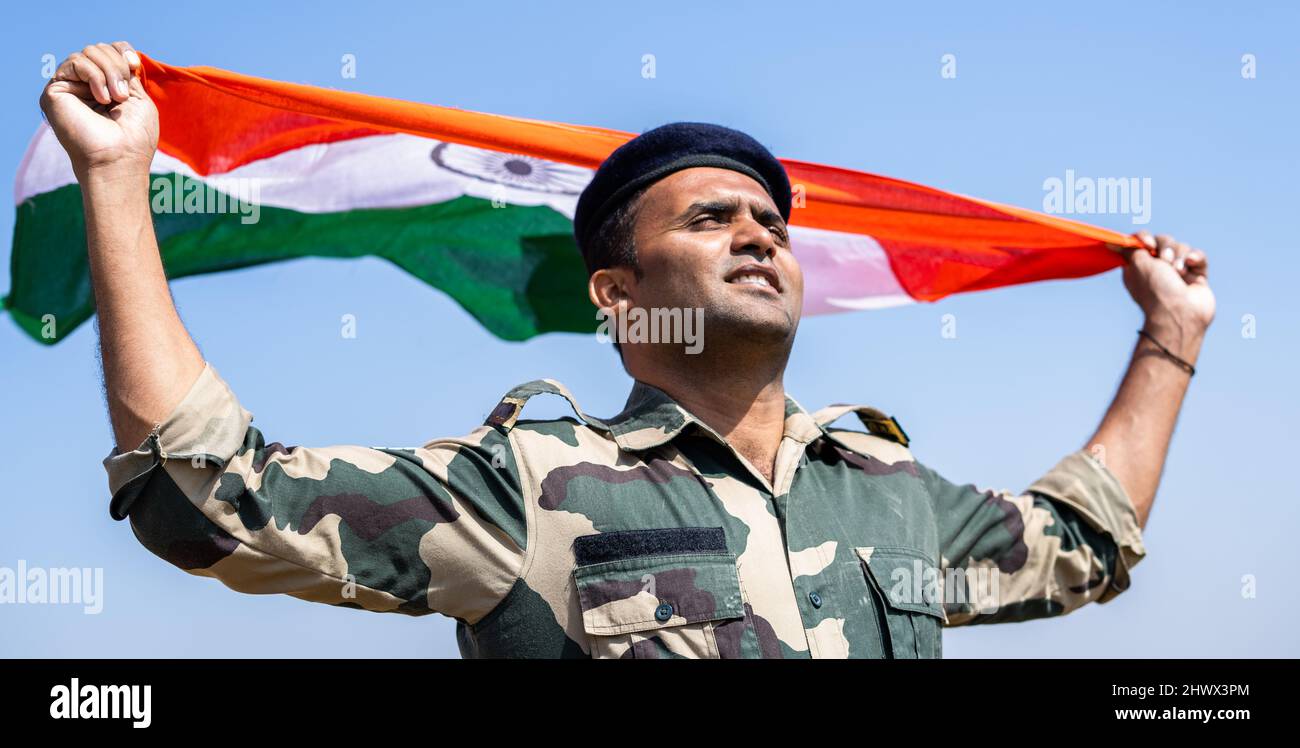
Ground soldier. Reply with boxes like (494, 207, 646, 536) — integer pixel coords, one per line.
(42, 42, 1214, 658)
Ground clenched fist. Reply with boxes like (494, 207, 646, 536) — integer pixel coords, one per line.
(39, 42, 158, 177)
(1120, 231, 1216, 336)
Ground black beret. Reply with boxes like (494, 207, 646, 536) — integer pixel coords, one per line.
(573, 122, 791, 271)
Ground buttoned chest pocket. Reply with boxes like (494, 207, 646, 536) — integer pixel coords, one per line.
(856, 547, 947, 659)
(572, 528, 745, 659)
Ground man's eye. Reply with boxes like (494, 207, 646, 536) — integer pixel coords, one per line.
(692, 215, 724, 227)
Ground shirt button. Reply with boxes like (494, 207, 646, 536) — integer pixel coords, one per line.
(808, 591, 823, 608)
(655, 602, 674, 622)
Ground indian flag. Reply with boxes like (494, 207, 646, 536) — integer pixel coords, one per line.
(6, 54, 1139, 344)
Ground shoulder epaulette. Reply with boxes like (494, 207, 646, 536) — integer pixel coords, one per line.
(812, 403, 910, 447)
(485, 379, 609, 433)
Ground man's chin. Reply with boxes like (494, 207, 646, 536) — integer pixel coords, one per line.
(705, 303, 798, 345)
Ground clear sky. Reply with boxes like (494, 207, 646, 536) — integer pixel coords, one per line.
(2, 0, 1296, 658)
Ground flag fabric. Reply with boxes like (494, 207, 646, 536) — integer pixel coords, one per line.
(6, 54, 1139, 344)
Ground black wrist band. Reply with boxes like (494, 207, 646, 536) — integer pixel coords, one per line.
(1136, 329, 1196, 377)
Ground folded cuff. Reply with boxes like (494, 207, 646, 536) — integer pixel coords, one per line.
(102, 363, 252, 521)
(1026, 449, 1147, 603)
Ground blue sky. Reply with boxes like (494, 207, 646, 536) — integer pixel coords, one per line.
(2, 0, 1296, 657)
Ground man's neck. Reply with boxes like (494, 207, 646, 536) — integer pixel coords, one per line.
(627, 346, 790, 484)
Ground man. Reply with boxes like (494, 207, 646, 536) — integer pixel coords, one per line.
(42, 42, 1214, 658)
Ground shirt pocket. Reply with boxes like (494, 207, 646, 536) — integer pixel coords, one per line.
(572, 528, 745, 659)
(855, 546, 948, 659)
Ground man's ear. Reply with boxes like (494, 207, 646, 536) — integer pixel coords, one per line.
(588, 266, 636, 312)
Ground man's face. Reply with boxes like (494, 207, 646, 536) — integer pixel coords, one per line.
(620, 167, 804, 347)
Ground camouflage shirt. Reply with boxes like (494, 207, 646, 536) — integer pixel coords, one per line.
(105, 363, 1146, 658)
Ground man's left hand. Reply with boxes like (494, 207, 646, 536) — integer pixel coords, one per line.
(1119, 231, 1216, 355)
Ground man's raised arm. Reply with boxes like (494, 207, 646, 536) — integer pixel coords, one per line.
(1087, 231, 1215, 529)
(40, 41, 202, 452)
(931, 232, 1214, 625)
(38, 43, 529, 623)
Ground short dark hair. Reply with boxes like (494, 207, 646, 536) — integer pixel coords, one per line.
(582, 184, 649, 277)
(584, 184, 649, 362)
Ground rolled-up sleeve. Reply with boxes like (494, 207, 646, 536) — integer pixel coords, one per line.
(102, 363, 529, 622)
(927, 449, 1147, 626)
(1024, 450, 1147, 604)
(104, 363, 252, 521)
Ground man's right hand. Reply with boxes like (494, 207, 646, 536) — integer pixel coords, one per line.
(39, 42, 158, 177)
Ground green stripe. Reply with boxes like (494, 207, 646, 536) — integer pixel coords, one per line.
(5, 173, 596, 344)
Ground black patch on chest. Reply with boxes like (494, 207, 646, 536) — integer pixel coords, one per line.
(573, 527, 727, 566)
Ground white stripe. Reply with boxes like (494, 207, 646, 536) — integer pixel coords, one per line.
(14, 125, 74, 205)
(15, 125, 913, 312)
(16, 126, 589, 216)
(790, 225, 913, 313)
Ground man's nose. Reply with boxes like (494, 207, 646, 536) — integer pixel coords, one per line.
(731, 217, 778, 260)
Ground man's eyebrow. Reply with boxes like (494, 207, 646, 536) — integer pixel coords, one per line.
(676, 198, 786, 227)
(752, 206, 786, 228)
(677, 198, 741, 220)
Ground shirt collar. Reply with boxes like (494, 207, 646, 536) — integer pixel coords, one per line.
(607, 380, 825, 452)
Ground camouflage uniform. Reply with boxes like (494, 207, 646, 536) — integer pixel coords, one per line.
(105, 364, 1145, 658)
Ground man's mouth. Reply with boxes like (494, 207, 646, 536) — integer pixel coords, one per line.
(724, 264, 782, 293)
